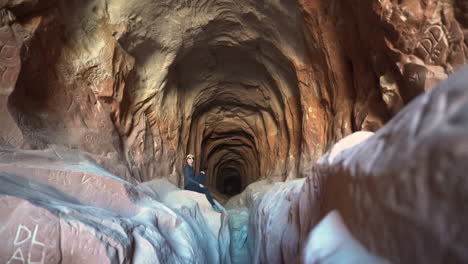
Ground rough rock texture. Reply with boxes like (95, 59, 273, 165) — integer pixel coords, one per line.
(0, 0, 467, 262)
(0, 149, 230, 264)
(141, 179, 231, 264)
(244, 180, 305, 264)
(224, 67, 468, 263)
(305, 66, 468, 263)
(0, 5, 33, 150)
(225, 180, 303, 263)
(0, 0, 465, 197)
(225, 174, 389, 264)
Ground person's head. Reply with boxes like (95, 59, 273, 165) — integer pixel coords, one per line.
(186, 154, 195, 166)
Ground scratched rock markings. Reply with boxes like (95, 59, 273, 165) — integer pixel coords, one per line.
(0, 197, 59, 264)
(0, 164, 142, 216)
(0, 195, 124, 264)
(0, 149, 231, 264)
(0, 8, 36, 149)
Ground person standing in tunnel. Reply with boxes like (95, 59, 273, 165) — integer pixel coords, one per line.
(184, 154, 223, 212)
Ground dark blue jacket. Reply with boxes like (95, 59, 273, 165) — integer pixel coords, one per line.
(184, 165, 200, 189)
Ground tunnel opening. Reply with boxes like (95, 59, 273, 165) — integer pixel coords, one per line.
(218, 167, 243, 196)
(203, 129, 258, 198)
(163, 42, 302, 199)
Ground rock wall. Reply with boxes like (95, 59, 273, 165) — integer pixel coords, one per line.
(245, 66, 468, 262)
(0, 1, 466, 263)
(308, 67, 468, 263)
(0, 0, 466, 195)
(0, 148, 231, 264)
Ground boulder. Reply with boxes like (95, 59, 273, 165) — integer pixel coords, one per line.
(0, 148, 231, 264)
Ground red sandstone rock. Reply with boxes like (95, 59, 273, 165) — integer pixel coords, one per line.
(0, 195, 129, 264)
(0, 149, 147, 216)
(292, 66, 468, 263)
(0, 0, 465, 263)
(0, 148, 231, 264)
(0, 0, 465, 194)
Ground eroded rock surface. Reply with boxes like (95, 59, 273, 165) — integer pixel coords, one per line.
(0, 149, 231, 264)
(0, 0, 464, 197)
(0, 0, 466, 262)
(306, 66, 468, 263)
(224, 67, 468, 264)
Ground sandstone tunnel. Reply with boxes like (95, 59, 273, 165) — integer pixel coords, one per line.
(167, 45, 303, 198)
(0, 0, 466, 263)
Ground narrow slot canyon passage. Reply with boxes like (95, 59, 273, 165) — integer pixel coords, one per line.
(168, 45, 303, 200)
(0, 0, 466, 263)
